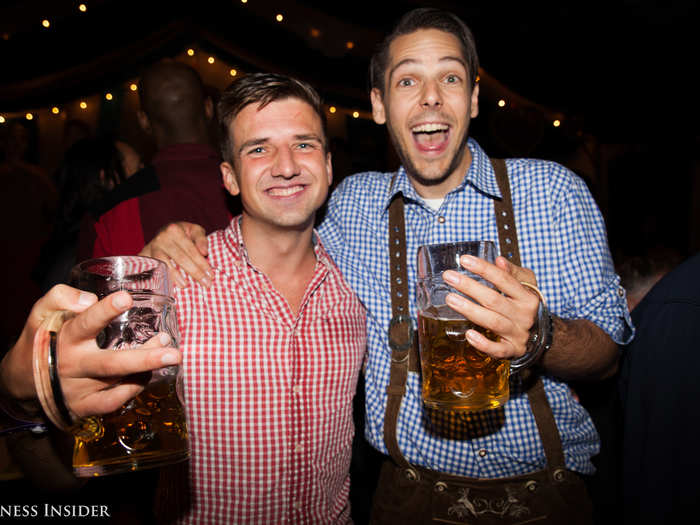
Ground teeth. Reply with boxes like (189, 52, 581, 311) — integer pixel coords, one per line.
(412, 123, 449, 133)
(268, 185, 304, 197)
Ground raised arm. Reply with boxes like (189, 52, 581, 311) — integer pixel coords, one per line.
(0, 285, 182, 423)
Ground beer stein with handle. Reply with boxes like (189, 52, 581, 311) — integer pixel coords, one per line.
(34, 256, 189, 477)
(415, 241, 509, 413)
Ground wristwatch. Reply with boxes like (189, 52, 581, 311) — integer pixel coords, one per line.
(510, 294, 553, 372)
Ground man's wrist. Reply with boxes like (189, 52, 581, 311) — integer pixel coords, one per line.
(510, 297, 553, 372)
(0, 354, 46, 433)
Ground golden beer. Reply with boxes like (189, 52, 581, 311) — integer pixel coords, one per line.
(72, 368, 188, 476)
(418, 313, 509, 412)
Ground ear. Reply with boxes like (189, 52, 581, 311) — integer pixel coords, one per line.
(137, 110, 151, 134)
(370, 88, 387, 125)
(220, 162, 240, 196)
(204, 97, 214, 120)
(470, 83, 480, 119)
(325, 151, 333, 188)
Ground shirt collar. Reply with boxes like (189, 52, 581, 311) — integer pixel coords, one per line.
(382, 138, 502, 212)
(225, 215, 332, 272)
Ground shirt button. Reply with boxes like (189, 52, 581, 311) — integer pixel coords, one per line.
(293, 384, 302, 394)
(437, 216, 446, 224)
(478, 449, 487, 457)
(295, 443, 303, 453)
(293, 501, 302, 511)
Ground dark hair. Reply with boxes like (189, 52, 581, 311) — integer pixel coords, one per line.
(55, 137, 127, 226)
(369, 8, 480, 94)
(617, 248, 684, 295)
(217, 72, 327, 164)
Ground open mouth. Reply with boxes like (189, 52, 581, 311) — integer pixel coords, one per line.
(266, 185, 306, 198)
(411, 123, 450, 152)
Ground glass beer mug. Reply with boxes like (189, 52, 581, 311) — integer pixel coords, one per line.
(36, 256, 189, 477)
(416, 241, 509, 413)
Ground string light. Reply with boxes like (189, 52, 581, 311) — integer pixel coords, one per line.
(79, 4, 87, 12)
(3, 18, 567, 142)
(241, 0, 248, 3)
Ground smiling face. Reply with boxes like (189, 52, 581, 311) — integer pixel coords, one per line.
(220, 97, 332, 234)
(371, 29, 479, 198)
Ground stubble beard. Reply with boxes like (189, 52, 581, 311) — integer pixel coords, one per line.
(386, 122, 470, 189)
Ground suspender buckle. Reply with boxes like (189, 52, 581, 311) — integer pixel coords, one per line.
(388, 314, 414, 360)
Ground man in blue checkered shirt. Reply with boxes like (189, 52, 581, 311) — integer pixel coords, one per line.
(141, 8, 633, 523)
(315, 9, 633, 521)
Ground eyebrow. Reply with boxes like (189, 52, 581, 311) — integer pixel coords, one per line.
(237, 134, 324, 154)
(388, 55, 467, 81)
(238, 138, 267, 154)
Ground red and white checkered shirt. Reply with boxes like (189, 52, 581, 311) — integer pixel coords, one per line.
(174, 218, 366, 524)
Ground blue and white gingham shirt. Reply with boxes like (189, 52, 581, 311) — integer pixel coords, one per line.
(318, 138, 634, 477)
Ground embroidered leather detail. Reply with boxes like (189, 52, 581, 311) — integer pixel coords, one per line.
(447, 487, 530, 520)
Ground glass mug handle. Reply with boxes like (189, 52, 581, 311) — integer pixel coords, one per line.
(32, 310, 78, 432)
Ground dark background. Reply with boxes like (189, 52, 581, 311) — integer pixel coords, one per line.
(1, 0, 698, 257)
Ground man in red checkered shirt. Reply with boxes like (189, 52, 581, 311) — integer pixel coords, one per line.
(0, 73, 366, 524)
(169, 73, 366, 523)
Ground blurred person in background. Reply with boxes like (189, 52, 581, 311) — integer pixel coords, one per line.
(0, 119, 56, 352)
(618, 251, 697, 524)
(87, 60, 236, 260)
(32, 137, 143, 293)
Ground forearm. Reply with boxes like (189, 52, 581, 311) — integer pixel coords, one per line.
(540, 316, 619, 381)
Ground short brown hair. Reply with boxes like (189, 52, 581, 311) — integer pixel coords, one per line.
(369, 8, 480, 94)
(217, 73, 327, 164)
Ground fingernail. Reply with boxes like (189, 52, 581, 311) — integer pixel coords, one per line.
(466, 329, 480, 345)
(445, 293, 464, 308)
(201, 276, 212, 288)
(113, 293, 130, 309)
(159, 333, 171, 345)
(161, 352, 179, 365)
(443, 270, 459, 285)
(460, 255, 477, 269)
(78, 291, 96, 307)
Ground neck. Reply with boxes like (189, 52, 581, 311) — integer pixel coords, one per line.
(239, 215, 317, 281)
(153, 123, 211, 149)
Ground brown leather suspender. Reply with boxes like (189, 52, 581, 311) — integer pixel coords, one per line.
(384, 158, 566, 474)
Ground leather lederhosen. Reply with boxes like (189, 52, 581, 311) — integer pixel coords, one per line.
(371, 159, 592, 525)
